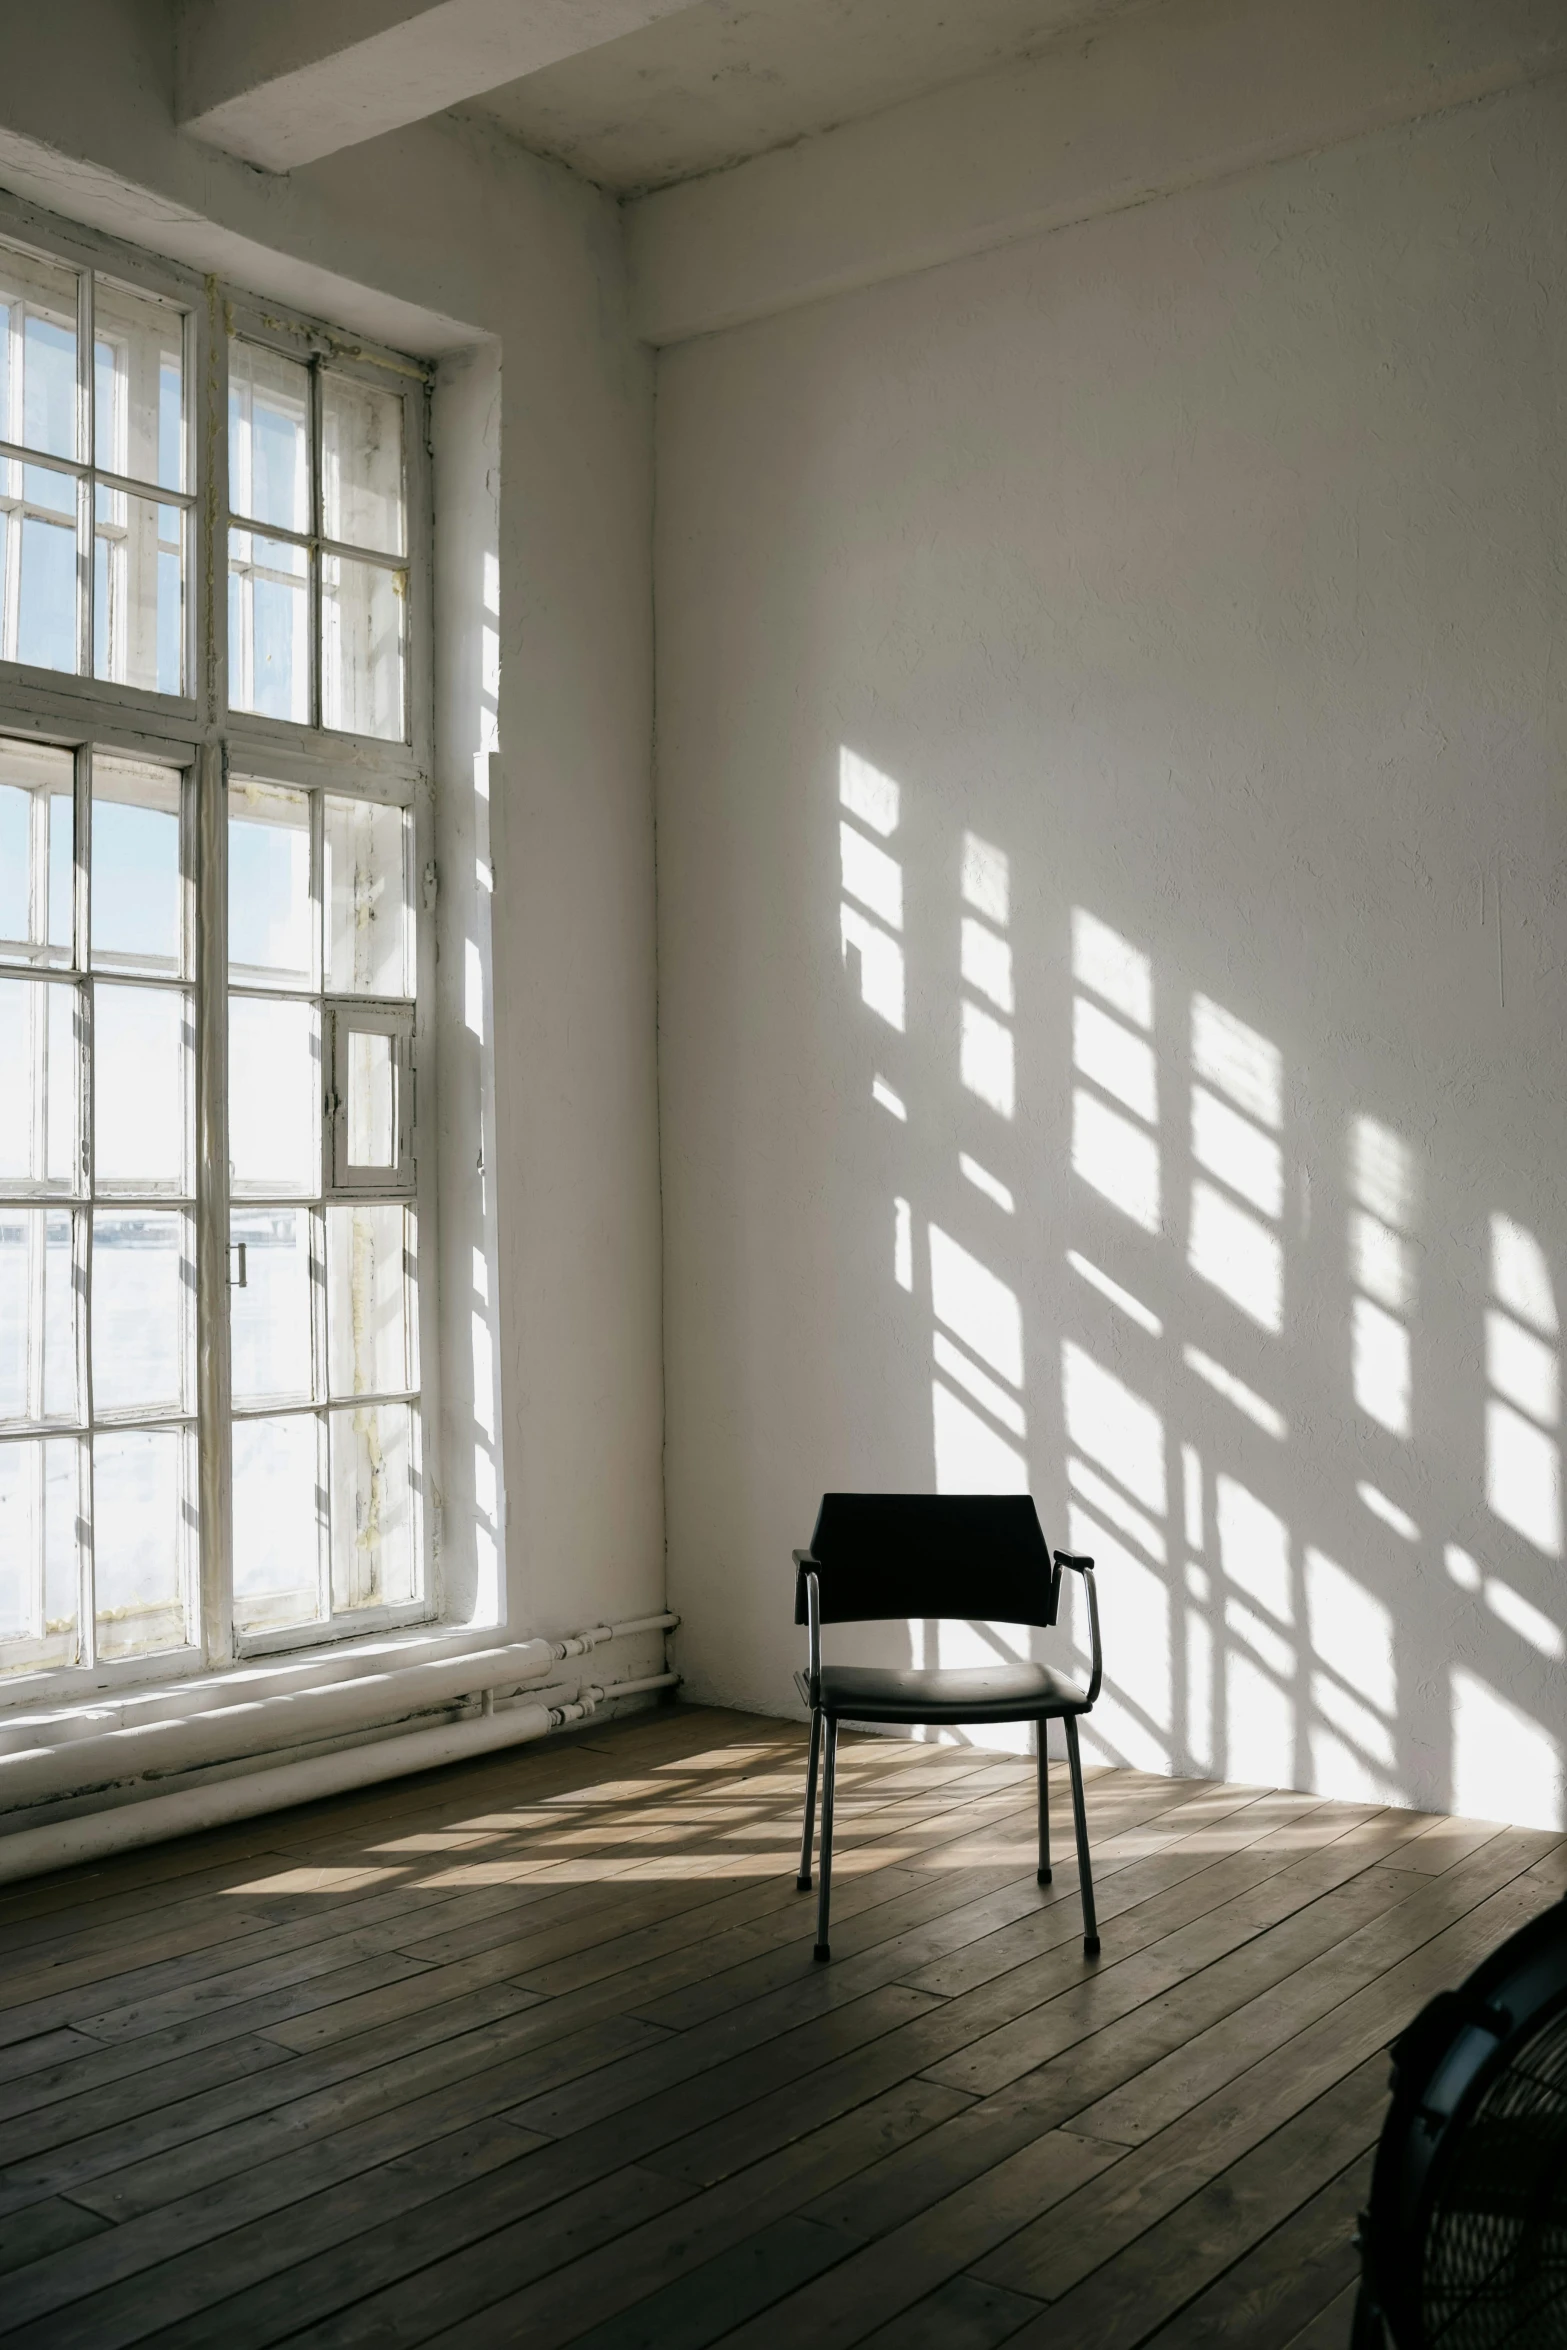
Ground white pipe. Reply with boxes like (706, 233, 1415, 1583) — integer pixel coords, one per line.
(0, 1614, 681, 1809)
(0, 1673, 681, 1887)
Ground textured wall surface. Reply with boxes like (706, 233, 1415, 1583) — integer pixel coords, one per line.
(656, 81, 1567, 1824)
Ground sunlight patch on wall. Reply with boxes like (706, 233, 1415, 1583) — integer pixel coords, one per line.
(1493, 1216, 1559, 1336)
(959, 1154, 1013, 1213)
(1352, 1296, 1412, 1437)
(1192, 996, 1281, 1130)
(1445, 1543, 1482, 1591)
(933, 1380, 1027, 1493)
(961, 832, 1009, 925)
(1073, 909, 1151, 1030)
(930, 1225, 1023, 1388)
(1191, 1086, 1281, 1218)
(1062, 1340, 1167, 1516)
(1067, 1249, 1162, 1337)
(1347, 1118, 1418, 1437)
(1068, 1496, 1170, 1770)
(961, 1000, 1015, 1118)
(464, 937, 483, 1040)
(1486, 1400, 1562, 1557)
(934, 1331, 1025, 1437)
(1351, 1117, 1418, 1230)
(1185, 1589, 1214, 1776)
(1067, 1454, 1166, 1564)
(1486, 1578, 1565, 1660)
(1487, 1311, 1559, 1426)
(1485, 1214, 1561, 1558)
(1074, 998, 1157, 1124)
(1307, 1546, 1396, 1719)
(1453, 1666, 1562, 1829)
(1182, 1345, 1286, 1439)
(840, 747, 900, 836)
(840, 903, 905, 1030)
(840, 822, 903, 929)
(1217, 1473, 1291, 1625)
(961, 917, 1013, 1012)
(1309, 1718, 1401, 1804)
(1073, 1088, 1161, 1232)
(1358, 1481, 1419, 1541)
(1188, 1179, 1283, 1331)
(1351, 1210, 1414, 1313)
(894, 1197, 913, 1292)
(1225, 1644, 1294, 1792)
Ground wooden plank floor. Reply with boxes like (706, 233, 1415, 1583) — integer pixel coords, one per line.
(0, 1703, 1560, 2350)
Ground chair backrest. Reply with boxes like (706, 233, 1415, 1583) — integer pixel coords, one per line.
(795, 1493, 1059, 1630)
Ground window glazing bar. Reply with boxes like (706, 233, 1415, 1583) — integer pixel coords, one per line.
(0, 443, 199, 511)
(196, 739, 233, 1666)
(230, 1390, 418, 1422)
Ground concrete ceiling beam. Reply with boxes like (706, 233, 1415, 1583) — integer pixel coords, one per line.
(175, 0, 703, 171)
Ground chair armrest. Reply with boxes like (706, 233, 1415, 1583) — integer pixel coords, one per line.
(793, 1551, 822, 1705)
(1053, 1550, 1102, 1707)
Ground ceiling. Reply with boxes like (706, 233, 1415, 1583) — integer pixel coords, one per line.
(465, 0, 1160, 196)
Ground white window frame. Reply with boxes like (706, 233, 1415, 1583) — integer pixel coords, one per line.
(0, 187, 440, 1697)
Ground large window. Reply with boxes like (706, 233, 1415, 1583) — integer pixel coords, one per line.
(0, 200, 433, 1688)
(0, 243, 188, 690)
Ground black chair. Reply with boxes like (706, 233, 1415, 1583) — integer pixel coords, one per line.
(793, 1492, 1102, 1963)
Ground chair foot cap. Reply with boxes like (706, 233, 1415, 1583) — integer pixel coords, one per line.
(796, 1875, 813, 1892)
(1037, 1867, 1053, 1884)
(1083, 1935, 1101, 1957)
(813, 1943, 831, 1963)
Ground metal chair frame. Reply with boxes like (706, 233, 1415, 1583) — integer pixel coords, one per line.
(793, 1511, 1102, 1964)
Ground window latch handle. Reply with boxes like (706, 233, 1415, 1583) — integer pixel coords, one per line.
(228, 1240, 247, 1289)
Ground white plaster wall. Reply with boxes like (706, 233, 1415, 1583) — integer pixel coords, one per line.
(655, 81, 1567, 1825)
(0, 3, 667, 1656)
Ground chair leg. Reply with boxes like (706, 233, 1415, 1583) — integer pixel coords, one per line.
(798, 1708, 822, 1891)
(1036, 1730, 1052, 1884)
(814, 1717, 839, 1961)
(1065, 1715, 1100, 1957)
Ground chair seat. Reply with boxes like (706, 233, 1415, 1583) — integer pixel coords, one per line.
(796, 1659, 1089, 1724)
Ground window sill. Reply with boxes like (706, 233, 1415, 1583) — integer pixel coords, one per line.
(0, 1611, 673, 1824)
(0, 1618, 512, 1754)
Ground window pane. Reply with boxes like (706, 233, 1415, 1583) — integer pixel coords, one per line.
(233, 1414, 323, 1634)
(228, 339, 309, 532)
(94, 277, 185, 490)
(93, 1425, 189, 1657)
(0, 739, 73, 967)
(94, 985, 190, 1194)
(229, 995, 318, 1197)
(328, 1204, 412, 1398)
(321, 373, 404, 556)
(0, 980, 79, 1187)
(0, 242, 80, 458)
(91, 1210, 190, 1417)
(231, 1207, 314, 1405)
(324, 796, 409, 996)
(346, 1030, 396, 1168)
(0, 1211, 76, 1423)
(229, 780, 312, 989)
(14, 492, 79, 675)
(91, 757, 183, 975)
(321, 555, 404, 741)
(330, 1400, 415, 1612)
(228, 528, 309, 723)
(94, 487, 184, 695)
(0, 1436, 78, 1666)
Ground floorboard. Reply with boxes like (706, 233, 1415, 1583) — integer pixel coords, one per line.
(0, 1701, 1552, 2349)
